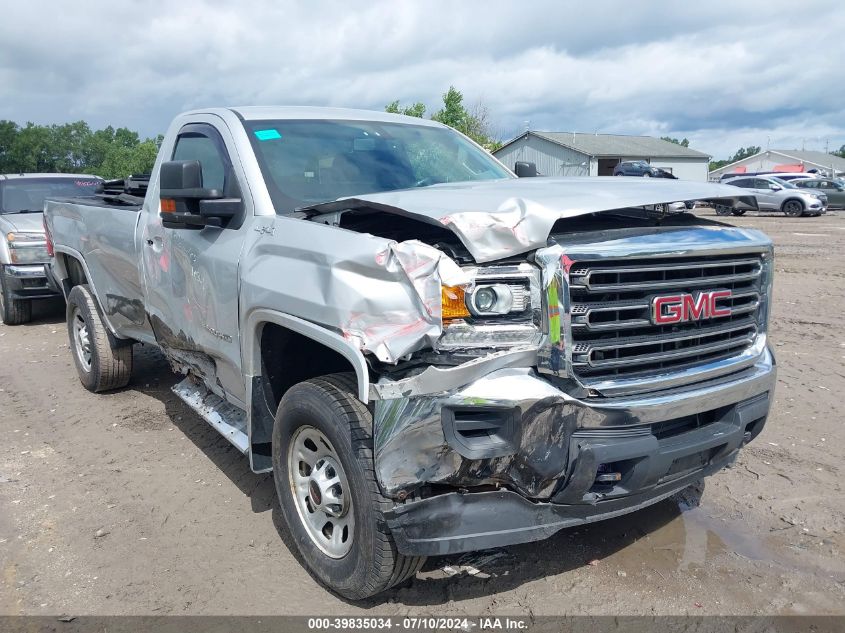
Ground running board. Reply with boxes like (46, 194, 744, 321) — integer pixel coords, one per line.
(172, 377, 249, 453)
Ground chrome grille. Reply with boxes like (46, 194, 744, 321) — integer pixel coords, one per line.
(569, 254, 765, 381)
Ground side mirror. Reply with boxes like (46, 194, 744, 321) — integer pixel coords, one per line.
(159, 160, 242, 229)
(514, 161, 538, 178)
(771, 185, 782, 191)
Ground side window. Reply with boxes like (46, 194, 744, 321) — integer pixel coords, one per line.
(754, 179, 773, 189)
(731, 179, 751, 188)
(172, 128, 228, 191)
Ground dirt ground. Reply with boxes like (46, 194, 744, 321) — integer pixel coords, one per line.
(1, 209, 844, 617)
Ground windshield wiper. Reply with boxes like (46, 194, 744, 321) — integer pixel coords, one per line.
(1, 209, 42, 214)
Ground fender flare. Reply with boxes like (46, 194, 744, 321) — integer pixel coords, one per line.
(243, 308, 370, 404)
(52, 245, 125, 338)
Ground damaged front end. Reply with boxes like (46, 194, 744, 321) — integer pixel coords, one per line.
(293, 178, 775, 554)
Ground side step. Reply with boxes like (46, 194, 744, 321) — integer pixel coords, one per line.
(172, 377, 249, 453)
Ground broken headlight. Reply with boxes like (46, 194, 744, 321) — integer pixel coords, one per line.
(438, 263, 542, 350)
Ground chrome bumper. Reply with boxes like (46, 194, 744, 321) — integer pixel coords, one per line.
(372, 345, 776, 499)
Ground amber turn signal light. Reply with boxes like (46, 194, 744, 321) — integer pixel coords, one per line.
(441, 285, 470, 319)
(160, 198, 176, 213)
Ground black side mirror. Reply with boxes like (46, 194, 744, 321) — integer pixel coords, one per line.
(514, 161, 538, 178)
(160, 160, 242, 229)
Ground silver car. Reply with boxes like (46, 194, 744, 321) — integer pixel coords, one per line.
(0, 173, 102, 324)
(723, 175, 827, 217)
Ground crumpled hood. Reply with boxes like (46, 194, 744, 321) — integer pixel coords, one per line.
(0, 212, 45, 234)
(304, 177, 757, 263)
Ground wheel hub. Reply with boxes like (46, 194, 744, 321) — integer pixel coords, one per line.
(288, 426, 354, 558)
(72, 308, 92, 371)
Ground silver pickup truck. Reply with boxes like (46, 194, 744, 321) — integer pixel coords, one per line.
(44, 107, 776, 599)
(0, 173, 101, 324)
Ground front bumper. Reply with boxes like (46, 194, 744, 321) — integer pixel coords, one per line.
(376, 347, 776, 556)
(2, 264, 60, 300)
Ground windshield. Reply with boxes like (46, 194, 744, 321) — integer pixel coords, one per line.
(769, 177, 796, 189)
(244, 119, 512, 213)
(0, 177, 101, 213)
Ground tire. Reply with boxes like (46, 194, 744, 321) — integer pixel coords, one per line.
(642, 172, 651, 177)
(714, 205, 732, 216)
(272, 373, 425, 600)
(0, 274, 32, 325)
(731, 209, 747, 216)
(66, 284, 133, 392)
(782, 199, 804, 217)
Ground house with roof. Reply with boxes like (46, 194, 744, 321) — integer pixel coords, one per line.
(708, 149, 845, 180)
(493, 131, 711, 181)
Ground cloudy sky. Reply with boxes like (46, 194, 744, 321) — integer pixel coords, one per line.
(2, 1, 844, 159)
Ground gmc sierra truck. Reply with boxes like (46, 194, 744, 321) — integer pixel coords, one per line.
(43, 107, 776, 599)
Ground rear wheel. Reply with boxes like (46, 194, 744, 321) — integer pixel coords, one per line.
(783, 200, 804, 217)
(66, 284, 133, 392)
(272, 373, 424, 600)
(731, 209, 747, 216)
(714, 204, 732, 216)
(0, 275, 32, 325)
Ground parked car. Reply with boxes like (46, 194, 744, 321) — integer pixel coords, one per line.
(613, 160, 659, 177)
(722, 175, 827, 216)
(653, 167, 677, 179)
(45, 106, 774, 600)
(793, 177, 845, 209)
(759, 172, 822, 182)
(0, 173, 102, 324)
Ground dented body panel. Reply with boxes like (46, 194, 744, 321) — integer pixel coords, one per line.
(45, 106, 777, 556)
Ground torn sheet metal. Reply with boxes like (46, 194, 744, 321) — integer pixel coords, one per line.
(240, 218, 470, 364)
(303, 177, 759, 263)
(370, 345, 538, 400)
(374, 367, 580, 499)
(344, 239, 470, 363)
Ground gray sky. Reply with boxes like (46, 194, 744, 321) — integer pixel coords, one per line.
(2, 1, 843, 159)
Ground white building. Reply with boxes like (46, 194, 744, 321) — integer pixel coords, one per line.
(708, 149, 845, 180)
(493, 131, 711, 181)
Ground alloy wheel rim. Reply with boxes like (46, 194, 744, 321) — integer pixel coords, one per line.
(288, 425, 354, 558)
(72, 308, 92, 371)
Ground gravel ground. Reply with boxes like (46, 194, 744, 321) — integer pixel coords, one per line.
(1, 209, 844, 616)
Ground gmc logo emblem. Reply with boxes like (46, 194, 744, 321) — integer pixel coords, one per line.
(651, 291, 732, 324)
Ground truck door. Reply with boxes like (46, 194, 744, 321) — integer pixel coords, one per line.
(140, 119, 248, 404)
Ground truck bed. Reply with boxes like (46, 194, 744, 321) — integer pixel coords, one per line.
(45, 196, 149, 341)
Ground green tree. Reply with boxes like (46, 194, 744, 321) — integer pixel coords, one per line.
(709, 146, 762, 171)
(660, 136, 690, 147)
(0, 120, 19, 173)
(832, 144, 845, 159)
(386, 86, 501, 149)
(0, 119, 161, 178)
(385, 100, 426, 118)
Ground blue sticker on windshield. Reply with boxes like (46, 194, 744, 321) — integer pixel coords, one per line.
(254, 129, 281, 141)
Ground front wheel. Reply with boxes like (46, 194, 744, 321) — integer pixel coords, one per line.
(714, 204, 732, 216)
(272, 373, 424, 600)
(0, 274, 32, 325)
(642, 172, 652, 178)
(66, 284, 133, 392)
(783, 200, 804, 217)
(731, 209, 747, 216)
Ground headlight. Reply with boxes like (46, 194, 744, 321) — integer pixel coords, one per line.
(438, 264, 540, 351)
(6, 232, 50, 264)
(469, 284, 524, 315)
